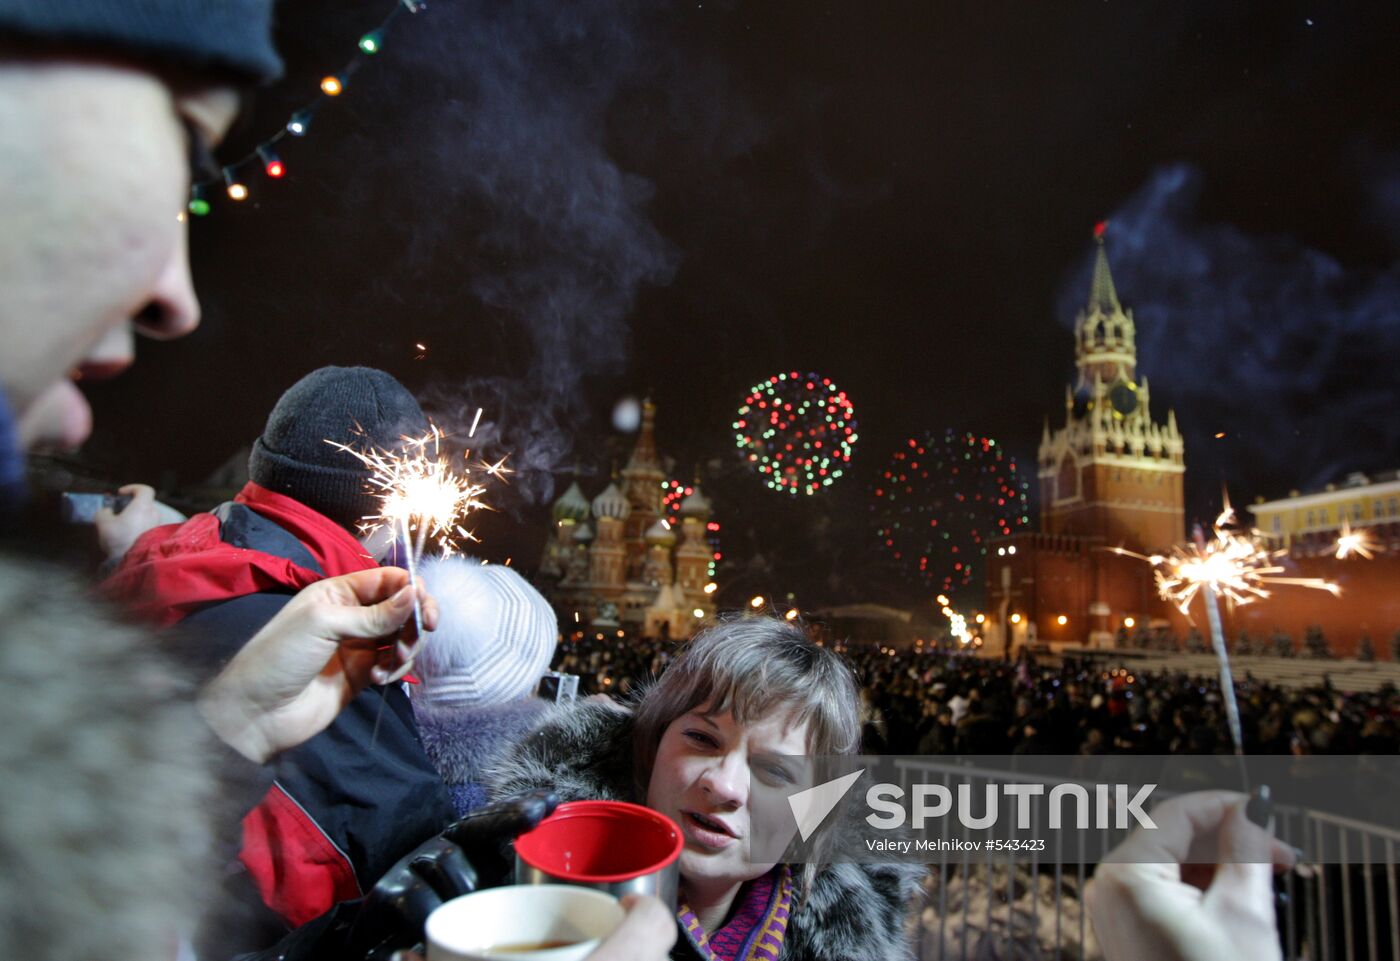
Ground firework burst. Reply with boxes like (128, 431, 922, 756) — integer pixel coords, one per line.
(733, 371, 857, 495)
(872, 430, 1030, 599)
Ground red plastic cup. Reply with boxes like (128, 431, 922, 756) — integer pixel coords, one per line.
(514, 801, 683, 908)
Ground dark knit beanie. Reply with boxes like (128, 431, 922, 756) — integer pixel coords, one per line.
(0, 0, 282, 84)
(249, 367, 429, 531)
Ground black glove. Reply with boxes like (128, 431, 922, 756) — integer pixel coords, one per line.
(347, 790, 559, 960)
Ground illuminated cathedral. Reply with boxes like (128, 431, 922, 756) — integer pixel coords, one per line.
(986, 229, 1185, 650)
(539, 400, 718, 636)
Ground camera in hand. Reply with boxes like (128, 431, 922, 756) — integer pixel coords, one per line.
(60, 492, 132, 524)
(537, 672, 579, 703)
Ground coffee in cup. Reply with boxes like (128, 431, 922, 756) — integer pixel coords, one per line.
(425, 884, 623, 961)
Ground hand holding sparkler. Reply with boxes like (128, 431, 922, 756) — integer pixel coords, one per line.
(1089, 791, 1295, 961)
(199, 567, 439, 764)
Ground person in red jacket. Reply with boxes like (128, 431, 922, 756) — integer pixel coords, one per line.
(106, 365, 458, 952)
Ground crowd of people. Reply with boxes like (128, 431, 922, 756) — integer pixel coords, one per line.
(1112, 622, 1396, 661)
(554, 630, 1400, 757)
(0, 3, 1306, 961)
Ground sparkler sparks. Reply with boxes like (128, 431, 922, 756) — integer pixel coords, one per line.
(1107, 502, 1336, 771)
(328, 425, 496, 557)
(326, 424, 510, 667)
(1335, 520, 1379, 560)
(1106, 505, 1340, 615)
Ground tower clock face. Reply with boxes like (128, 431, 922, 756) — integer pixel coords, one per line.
(1109, 381, 1139, 416)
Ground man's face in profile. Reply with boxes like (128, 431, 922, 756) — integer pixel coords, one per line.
(0, 54, 239, 450)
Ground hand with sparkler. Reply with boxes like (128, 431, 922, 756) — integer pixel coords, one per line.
(1088, 791, 1296, 961)
(198, 567, 439, 764)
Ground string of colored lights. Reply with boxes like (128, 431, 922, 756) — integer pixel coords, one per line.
(733, 371, 858, 495)
(188, 0, 423, 216)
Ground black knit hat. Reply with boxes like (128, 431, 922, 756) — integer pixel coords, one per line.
(0, 0, 282, 84)
(249, 367, 429, 531)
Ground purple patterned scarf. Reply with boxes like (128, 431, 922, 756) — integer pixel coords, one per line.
(677, 865, 793, 961)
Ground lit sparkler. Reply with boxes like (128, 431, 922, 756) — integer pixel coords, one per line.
(1107, 504, 1340, 616)
(1335, 520, 1379, 561)
(327, 424, 511, 676)
(330, 425, 495, 559)
(1105, 501, 1339, 759)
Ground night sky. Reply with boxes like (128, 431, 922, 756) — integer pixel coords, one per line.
(79, 0, 1400, 609)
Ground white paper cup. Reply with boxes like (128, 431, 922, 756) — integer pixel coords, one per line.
(425, 884, 624, 961)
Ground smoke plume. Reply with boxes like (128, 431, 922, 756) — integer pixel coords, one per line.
(372, 0, 689, 505)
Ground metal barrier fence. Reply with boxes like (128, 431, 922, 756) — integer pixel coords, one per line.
(890, 757, 1400, 961)
(1290, 809, 1400, 961)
